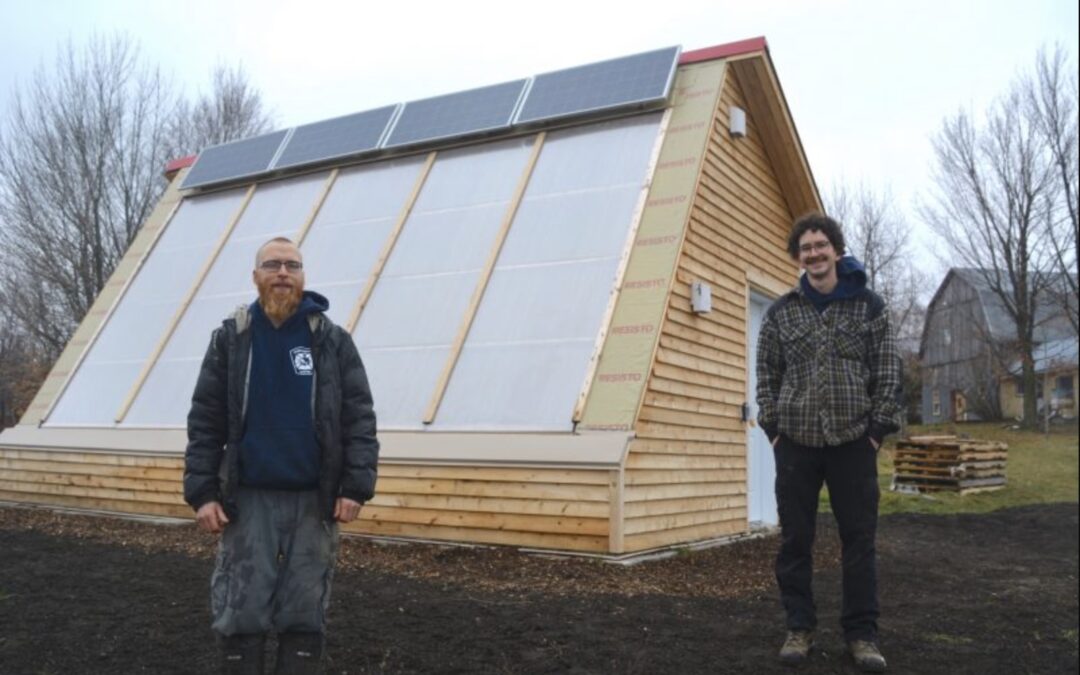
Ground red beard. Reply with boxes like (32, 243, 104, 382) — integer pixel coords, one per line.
(257, 278, 303, 324)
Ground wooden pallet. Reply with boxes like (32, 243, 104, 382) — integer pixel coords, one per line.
(891, 435, 1007, 495)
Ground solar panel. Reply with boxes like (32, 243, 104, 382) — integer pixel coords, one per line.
(515, 46, 680, 125)
(181, 130, 289, 190)
(383, 80, 528, 148)
(273, 105, 399, 170)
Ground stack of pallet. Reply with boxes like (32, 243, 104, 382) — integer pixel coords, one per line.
(891, 435, 1008, 495)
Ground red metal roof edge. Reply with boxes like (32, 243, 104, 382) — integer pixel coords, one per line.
(164, 155, 197, 175)
(679, 37, 768, 65)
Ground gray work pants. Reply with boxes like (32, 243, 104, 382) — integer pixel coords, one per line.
(210, 487, 339, 636)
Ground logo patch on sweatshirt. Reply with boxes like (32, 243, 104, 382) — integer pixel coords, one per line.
(290, 347, 314, 376)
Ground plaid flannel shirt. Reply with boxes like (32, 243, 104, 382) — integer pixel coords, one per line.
(756, 286, 903, 448)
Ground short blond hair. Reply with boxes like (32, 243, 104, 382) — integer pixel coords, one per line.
(254, 237, 299, 267)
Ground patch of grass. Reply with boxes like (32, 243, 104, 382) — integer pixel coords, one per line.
(819, 422, 1079, 516)
(1062, 628, 1079, 647)
(923, 632, 975, 646)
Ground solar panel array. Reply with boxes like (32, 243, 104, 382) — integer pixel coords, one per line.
(516, 46, 680, 124)
(384, 80, 527, 148)
(181, 130, 290, 189)
(273, 105, 399, 169)
(181, 46, 680, 190)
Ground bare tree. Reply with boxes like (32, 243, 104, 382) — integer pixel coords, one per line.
(170, 63, 274, 155)
(0, 316, 48, 428)
(0, 35, 176, 357)
(826, 181, 929, 348)
(826, 181, 929, 425)
(0, 35, 274, 426)
(921, 52, 1067, 429)
(1027, 45, 1079, 333)
(0, 35, 273, 364)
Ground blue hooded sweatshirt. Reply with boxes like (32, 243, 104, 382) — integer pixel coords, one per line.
(800, 255, 869, 313)
(239, 291, 329, 490)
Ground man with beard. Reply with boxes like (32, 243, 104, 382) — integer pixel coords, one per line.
(755, 214, 902, 673)
(185, 237, 379, 674)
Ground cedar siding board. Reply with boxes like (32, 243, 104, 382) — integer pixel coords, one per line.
(623, 66, 799, 553)
(0, 43, 817, 555)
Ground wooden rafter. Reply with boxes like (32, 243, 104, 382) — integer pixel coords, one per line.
(114, 184, 257, 423)
(423, 133, 546, 424)
(345, 152, 437, 333)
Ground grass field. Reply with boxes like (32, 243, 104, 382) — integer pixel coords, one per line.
(821, 422, 1080, 515)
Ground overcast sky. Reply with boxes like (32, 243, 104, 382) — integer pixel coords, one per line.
(1, 0, 1077, 278)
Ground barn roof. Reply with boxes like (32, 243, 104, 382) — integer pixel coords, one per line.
(1006, 337, 1079, 376)
(924, 268, 1076, 350)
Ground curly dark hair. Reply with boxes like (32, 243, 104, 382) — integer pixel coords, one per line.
(786, 213, 846, 259)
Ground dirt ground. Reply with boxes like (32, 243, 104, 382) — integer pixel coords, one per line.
(1, 502, 1076, 674)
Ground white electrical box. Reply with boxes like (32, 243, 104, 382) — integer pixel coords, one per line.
(691, 281, 712, 314)
(729, 106, 747, 137)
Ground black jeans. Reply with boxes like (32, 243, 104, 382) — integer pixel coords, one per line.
(773, 434, 880, 642)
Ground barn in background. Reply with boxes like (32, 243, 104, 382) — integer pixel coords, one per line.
(0, 37, 818, 555)
(920, 268, 1076, 424)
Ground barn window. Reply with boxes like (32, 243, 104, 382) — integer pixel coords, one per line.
(1055, 376, 1075, 400)
(1015, 379, 1045, 398)
(932, 389, 941, 417)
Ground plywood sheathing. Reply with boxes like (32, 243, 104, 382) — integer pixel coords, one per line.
(577, 60, 729, 433)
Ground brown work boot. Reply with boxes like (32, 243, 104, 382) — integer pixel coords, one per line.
(778, 630, 815, 665)
(848, 640, 887, 672)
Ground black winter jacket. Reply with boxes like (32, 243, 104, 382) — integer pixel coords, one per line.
(184, 304, 379, 522)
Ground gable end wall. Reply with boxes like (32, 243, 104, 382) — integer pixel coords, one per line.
(623, 65, 799, 553)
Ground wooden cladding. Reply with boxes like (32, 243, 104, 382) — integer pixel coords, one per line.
(620, 63, 798, 553)
(0, 446, 613, 553)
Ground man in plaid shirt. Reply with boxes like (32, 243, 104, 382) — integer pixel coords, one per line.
(756, 213, 902, 673)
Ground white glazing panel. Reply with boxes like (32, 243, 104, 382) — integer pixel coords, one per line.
(433, 341, 594, 430)
(45, 362, 144, 425)
(360, 347, 449, 429)
(88, 301, 179, 363)
(198, 173, 328, 296)
(410, 138, 533, 211)
(47, 188, 246, 426)
(466, 261, 620, 343)
(433, 113, 662, 430)
(124, 357, 204, 426)
(299, 158, 426, 322)
(381, 205, 506, 277)
(233, 173, 330, 238)
(497, 185, 641, 267)
(352, 137, 534, 427)
(315, 158, 425, 226)
(526, 113, 662, 194)
(305, 281, 363, 326)
(127, 173, 329, 425)
(301, 218, 397, 288)
(356, 271, 479, 348)
(162, 294, 247, 360)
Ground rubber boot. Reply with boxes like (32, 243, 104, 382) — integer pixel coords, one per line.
(274, 632, 324, 675)
(220, 633, 266, 675)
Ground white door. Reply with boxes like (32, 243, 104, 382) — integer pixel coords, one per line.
(746, 291, 778, 527)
